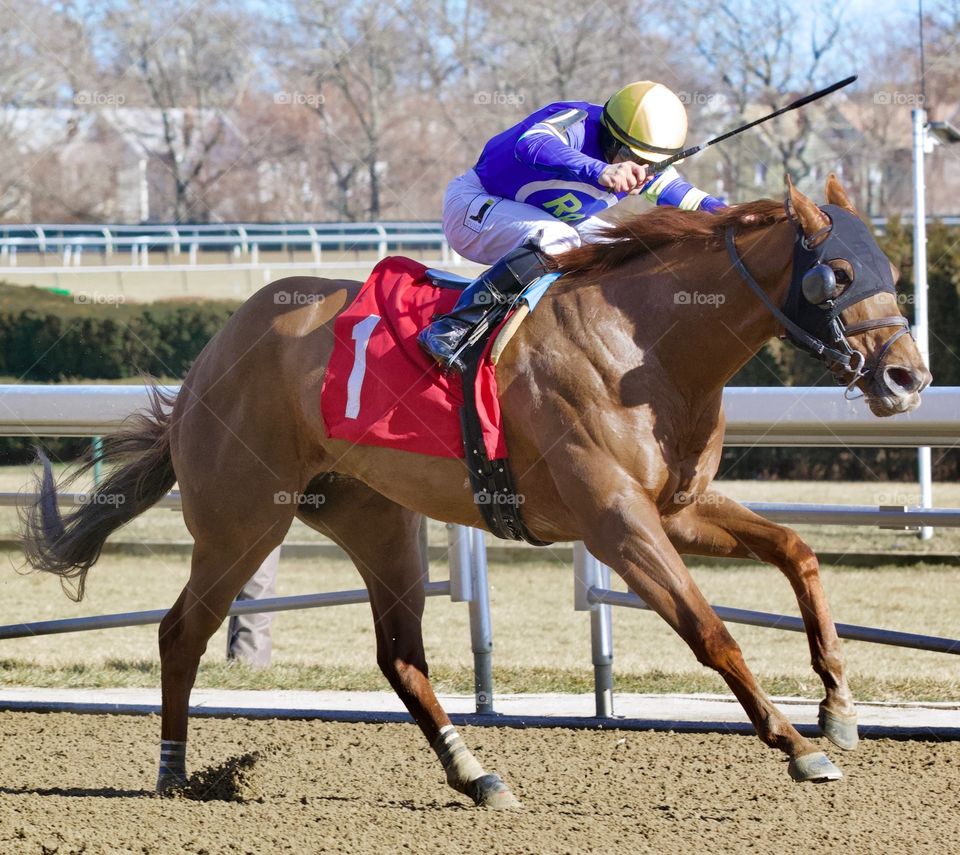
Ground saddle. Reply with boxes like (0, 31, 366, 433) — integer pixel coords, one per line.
(320, 257, 559, 545)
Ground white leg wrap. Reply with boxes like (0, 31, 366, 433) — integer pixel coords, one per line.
(157, 739, 187, 791)
(432, 725, 485, 790)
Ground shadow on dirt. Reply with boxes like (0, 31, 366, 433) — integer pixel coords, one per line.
(0, 785, 151, 798)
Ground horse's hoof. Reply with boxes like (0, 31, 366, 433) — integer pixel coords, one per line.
(788, 751, 843, 783)
(465, 773, 520, 809)
(156, 772, 187, 794)
(819, 704, 859, 751)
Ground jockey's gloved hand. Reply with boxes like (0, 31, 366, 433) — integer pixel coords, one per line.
(599, 161, 649, 194)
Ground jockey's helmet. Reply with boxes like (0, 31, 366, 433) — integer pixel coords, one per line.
(601, 82, 688, 164)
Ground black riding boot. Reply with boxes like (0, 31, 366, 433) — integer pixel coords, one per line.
(417, 243, 549, 372)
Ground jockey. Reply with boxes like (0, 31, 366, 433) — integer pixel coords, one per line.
(418, 81, 727, 371)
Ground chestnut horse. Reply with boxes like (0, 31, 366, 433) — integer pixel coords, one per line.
(22, 176, 929, 807)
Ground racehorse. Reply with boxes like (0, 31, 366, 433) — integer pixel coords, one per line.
(22, 175, 930, 807)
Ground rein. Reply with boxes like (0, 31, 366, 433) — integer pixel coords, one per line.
(724, 220, 911, 395)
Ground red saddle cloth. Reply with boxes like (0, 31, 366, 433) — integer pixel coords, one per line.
(320, 257, 507, 460)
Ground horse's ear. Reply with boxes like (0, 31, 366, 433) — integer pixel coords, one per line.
(786, 175, 830, 242)
(825, 173, 861, 218)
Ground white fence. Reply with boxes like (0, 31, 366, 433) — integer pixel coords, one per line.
(2, 383, 959, 444)
(0, 383, 958, 719)
(0, 222, 454, 268)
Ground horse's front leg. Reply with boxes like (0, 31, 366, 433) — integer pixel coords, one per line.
(572, 485, 841, 783)
(661, 491, 858, 750)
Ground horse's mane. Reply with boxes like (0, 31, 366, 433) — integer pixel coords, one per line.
(552, 198, 787, 277)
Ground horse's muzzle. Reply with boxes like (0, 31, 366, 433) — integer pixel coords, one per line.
(864, 363, 931, 416)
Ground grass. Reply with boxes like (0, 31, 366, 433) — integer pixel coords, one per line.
(0, 545, 957, 702)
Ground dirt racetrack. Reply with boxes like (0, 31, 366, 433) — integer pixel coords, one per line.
(0, 711, 957, 854)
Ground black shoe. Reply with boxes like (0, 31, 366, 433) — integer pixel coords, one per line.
(417, 243, 548, 371)
(418, 314, 477, 372)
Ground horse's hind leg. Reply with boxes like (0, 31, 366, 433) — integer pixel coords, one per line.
(296, 474, 519, 808)
(662, 491, 858, 750)
(156, 493, 296, 790)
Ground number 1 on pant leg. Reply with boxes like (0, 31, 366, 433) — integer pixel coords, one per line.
(345, 314, 381, 419)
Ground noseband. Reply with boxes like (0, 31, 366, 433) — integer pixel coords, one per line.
(724, 202, 911, 395)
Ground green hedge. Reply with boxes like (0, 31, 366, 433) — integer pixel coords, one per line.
(0, 284, 237, 464)
(0, 285, 237, 381)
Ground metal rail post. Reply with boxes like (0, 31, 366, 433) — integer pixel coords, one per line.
(912, 107, 934, 540)
(573, 542, 614, 717)
(446, 523, 472, 602)
(91, 436, 103, 486)
(467, 527, 495, 714)
(418, 518, 430, 582)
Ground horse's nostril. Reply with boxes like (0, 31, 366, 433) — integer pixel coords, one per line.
(883, 365, 922, 394)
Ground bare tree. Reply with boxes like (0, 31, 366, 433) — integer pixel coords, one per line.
(0, 0, 953, 223)
(675, 0, 846, 200)
(278, 0, 422, 220)
(101, 0, 255, 221)
(845, 0, 960, 216)
(919, 0, 960, 109)
(482, 0, 653, 105)
(395, 0, 490, 116)
(0, 1, 84, 219)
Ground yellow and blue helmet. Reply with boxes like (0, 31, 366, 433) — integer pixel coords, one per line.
(601, 81, 688, 164)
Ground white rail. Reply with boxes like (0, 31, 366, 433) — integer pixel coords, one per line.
(1, 384, 957, 446)
(0, 222, 451, 268)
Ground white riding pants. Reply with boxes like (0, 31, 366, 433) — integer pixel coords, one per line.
(442, 169, 614, 265)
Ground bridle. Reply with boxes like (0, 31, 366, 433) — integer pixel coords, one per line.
(724, 199, 912, 397)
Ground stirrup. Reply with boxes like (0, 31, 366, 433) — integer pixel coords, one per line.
(442, 318, 492, 372)
(419, 242, 549, 371)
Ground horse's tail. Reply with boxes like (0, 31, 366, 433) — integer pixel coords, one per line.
(20, 385, 178, 601)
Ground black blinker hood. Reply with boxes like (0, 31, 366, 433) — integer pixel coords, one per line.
(781, 204, 898, 351)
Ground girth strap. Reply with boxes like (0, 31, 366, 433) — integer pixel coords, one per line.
(458, 346, 551, 546)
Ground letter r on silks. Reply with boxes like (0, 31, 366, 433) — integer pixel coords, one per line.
(542, 193, 584, 222)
